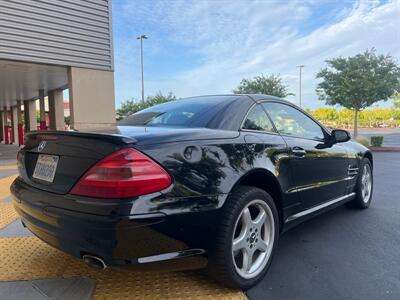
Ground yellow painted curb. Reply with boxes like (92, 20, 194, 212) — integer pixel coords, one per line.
(0, 175, 17, 199)
(0, 165, 18, 171)
(0, 176, 246, 299)
(0, 202, 18, 229)
(0, 236, 246, 299)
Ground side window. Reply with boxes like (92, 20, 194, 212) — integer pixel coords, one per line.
(242, 104, 275, 133)
(262, 102, 325, 140)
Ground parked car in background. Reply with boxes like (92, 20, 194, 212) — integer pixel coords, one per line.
(11, 95, 373, 289)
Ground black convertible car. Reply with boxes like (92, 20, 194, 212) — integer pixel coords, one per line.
(11, 94, 373, 289)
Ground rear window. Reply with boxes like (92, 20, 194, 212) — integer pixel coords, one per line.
(118, 96, 234, 127)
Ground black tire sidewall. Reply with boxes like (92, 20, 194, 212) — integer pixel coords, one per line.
(212, 186, 279, 290)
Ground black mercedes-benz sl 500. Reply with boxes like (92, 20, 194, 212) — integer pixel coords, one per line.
(11, 94, 373, 289)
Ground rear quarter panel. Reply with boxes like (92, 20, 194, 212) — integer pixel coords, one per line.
(135, 132, 295, 216)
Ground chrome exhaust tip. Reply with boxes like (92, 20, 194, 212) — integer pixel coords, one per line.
(82, 254, 107, 270)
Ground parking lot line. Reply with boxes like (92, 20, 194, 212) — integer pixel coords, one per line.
(0, 236, 245, 299)
(0, 165, 17, 171)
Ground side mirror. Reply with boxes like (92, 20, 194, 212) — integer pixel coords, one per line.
(331, 129, 351, 143)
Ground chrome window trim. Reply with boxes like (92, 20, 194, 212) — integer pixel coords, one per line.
(240, 128, 281, 136)
(240, 102, 277, 134)
(260, 100, 331, 142)
(277, 132, 326, 143)
(257, 100, 332, 134)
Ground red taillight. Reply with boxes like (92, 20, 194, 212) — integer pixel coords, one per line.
(70, 148, 172, 198)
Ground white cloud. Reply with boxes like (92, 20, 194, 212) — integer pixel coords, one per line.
(116, 0, 400, 108)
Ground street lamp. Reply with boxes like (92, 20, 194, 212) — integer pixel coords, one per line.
(136, 34, 148, 103)
(296, 65, 304, 108)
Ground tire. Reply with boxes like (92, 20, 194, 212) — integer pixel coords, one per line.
(209, 186, 279, 290)
(346, 157, 373, 209)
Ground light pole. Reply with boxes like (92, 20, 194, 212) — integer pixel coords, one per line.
(296, 65, 304, 108)
(136, 34, 148, 103)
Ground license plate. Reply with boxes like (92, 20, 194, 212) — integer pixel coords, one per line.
(33, 154, 59, 183)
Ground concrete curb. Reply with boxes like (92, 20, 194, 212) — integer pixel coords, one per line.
(368, 146, 400, 152)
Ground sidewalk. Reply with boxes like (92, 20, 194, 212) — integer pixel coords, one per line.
(0, 144, 18, 165)
(358, 128, 400, 147)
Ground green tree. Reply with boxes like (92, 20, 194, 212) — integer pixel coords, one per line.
(233, 74, 294, 97)
(116, 92, 176, 119)
(316, 49, 400, 137)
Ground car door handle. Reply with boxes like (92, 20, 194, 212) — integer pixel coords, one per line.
(292, 147, 306, 157)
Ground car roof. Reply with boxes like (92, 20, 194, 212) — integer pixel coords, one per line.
(181, 94, 291, 104)
(120, 94, 297, 131)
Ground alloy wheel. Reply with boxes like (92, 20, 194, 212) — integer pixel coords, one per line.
(361, 164, 372, 204)
(232, 199, 275, 279)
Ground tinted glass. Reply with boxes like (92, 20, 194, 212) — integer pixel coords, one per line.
(118, 96, 232, 127)
(263, 102, 324, 140)
(242, 104, 275, 133)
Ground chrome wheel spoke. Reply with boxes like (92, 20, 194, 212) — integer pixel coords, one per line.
(233, 233, 246, 252)
(253, 210, 266, 228)
(241, 208, 251, 229)
(242, 249, 253, 272)
(257, 240, 268, 252)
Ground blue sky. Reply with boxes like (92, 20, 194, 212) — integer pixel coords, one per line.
(111, 0, 400, 109)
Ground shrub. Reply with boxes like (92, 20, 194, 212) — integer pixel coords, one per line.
(370, 136, 384, 147)
(356, 136, 370, 147)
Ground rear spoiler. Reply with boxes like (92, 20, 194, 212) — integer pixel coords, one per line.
(25, 130, 137, 145)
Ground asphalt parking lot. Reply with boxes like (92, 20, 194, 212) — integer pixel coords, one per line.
(248, 152, 400, 300)
(0, 149, 399, 299)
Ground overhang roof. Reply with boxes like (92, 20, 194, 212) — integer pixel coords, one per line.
(0, 60, 68, 109)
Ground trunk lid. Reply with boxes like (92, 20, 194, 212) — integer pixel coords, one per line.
(19, 131, 136, 194)
(18, 127, 238, 195)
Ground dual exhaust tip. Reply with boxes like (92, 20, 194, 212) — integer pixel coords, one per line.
(82, 254, 107, 270)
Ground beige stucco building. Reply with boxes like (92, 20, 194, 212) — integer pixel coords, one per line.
(0, 0, 116, 144)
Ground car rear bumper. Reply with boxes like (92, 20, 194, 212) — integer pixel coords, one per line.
(11, 177, 220, 268)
